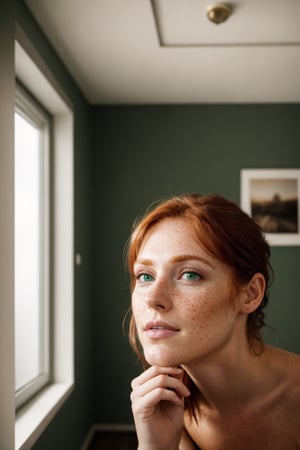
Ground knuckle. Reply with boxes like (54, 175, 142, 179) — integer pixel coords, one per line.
(131, 375, 141, 389)
(157, 374, 168, 386)
(157, 387, 166, 396)
(151, 365, 162, 376)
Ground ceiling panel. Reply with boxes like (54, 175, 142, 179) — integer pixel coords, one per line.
(24, 0, 300, 104)
(152, 0, 300, 46)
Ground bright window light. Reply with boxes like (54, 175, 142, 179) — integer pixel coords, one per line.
(14, 38, 74, 449)
(14, 84, 51, 409)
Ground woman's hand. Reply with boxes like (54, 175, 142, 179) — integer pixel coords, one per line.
(131, 366, 191, 450)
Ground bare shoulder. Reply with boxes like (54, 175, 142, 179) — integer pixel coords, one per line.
(266, 345, 300, 394)
(266, 346, 300, 438)
(281, 348, 300, 444)
(266, 345, 300, 381)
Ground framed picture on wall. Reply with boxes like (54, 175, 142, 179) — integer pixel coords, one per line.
(240, 169, 300, 246)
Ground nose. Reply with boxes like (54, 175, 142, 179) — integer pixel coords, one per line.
(145, 276, 173, 311)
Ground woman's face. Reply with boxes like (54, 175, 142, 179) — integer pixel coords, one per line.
(131, 217, 245, 368)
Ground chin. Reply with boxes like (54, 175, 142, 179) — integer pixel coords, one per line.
(144, 349, 180, 367)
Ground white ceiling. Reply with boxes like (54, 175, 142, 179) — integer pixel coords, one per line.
(24, 0, 300, 104)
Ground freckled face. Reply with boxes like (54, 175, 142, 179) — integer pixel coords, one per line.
(132, 218, 243, 367)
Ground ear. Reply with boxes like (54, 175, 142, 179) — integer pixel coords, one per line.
(240, 273, 266, 314)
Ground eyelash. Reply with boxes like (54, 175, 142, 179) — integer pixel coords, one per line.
(181, 271, 202, 281)
(135, 272, 154, 283)
(134, 270, 203, 283)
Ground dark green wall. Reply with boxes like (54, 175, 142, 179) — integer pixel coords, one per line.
(92, 105, 300, 423)
(5, 1, 300, 444)
(16, 2, 94, 449)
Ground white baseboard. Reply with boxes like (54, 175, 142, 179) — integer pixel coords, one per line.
(81, 423, 136, 450)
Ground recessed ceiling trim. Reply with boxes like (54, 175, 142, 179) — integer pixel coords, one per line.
(23, 0, 300, 104)
(150, 0, 300, 48)
(150, 0, 164, 46)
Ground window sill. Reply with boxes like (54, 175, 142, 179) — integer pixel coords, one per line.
(14, 29, 74, 450)
(15, 382, 74, 450)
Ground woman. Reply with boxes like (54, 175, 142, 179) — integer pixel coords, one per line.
(128, 193, 300, 450)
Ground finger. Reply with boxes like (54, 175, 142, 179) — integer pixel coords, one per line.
(131, 366, 183, 389)
(132, 373, 190, 399)
(132, 385, 185, 416)
(131, 372, 190, 403)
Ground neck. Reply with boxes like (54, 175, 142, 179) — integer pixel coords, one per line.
(182, 338, 268, 413)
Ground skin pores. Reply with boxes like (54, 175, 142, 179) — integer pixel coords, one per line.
(131, 218, 246, 368)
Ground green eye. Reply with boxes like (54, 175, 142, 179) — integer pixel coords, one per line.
(138, 273, 154, 283)
(183, 272, 201, 281)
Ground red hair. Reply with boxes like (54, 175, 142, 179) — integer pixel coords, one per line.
(127, 193, 273, 417)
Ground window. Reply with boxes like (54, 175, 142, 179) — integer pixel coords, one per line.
(13, 35, 74, 450)
(14, 83, 51, 409)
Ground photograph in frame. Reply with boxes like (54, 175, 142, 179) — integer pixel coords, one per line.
(240, 169, 300, 246)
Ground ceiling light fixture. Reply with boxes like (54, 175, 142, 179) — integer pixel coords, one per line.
(207, 3, 231, 25)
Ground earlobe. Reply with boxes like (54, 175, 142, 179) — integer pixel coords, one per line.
(240, 273, 266, 314)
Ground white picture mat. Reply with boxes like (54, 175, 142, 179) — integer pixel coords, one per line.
(240, 169, 300, 246)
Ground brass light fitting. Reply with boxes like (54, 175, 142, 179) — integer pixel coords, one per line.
(207, 3, 231, 24)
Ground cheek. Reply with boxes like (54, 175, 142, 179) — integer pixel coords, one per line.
(131, 294, 139, 316)
(131, 292, 145, 324)
(131, 299, 144, 344)
(181, 288, 233, 329)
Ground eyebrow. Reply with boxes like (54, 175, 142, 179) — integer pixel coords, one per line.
(172, 254, 214, 268)
(134, 254, 214, 269)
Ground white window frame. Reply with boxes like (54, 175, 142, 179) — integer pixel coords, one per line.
(14, 25, 74, 450)
(14, 82, 51, 410)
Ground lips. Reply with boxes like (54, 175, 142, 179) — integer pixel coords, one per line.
(144, 321, 179, 339)
(145, 321, 179, 331)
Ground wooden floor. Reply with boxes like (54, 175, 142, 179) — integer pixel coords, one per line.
(88, 431, 138, 450)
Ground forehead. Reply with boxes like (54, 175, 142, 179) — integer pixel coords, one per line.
(137, 217, 209, 258)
